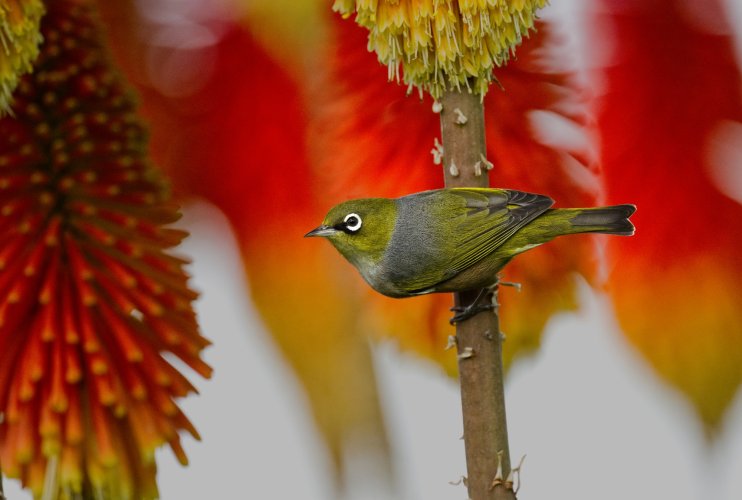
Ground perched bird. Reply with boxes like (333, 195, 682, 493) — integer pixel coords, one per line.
(306, 188, 635, 322)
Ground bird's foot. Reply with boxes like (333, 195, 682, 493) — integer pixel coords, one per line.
(449, 301, 495, 325)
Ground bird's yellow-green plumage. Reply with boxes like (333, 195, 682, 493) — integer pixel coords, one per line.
(317, 198, 397, 271)
(306, 188, 635, 299)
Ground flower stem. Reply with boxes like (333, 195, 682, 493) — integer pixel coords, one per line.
(439, 89, 515, 500)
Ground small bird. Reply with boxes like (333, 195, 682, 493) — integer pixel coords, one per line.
(306, 188, 635, 322)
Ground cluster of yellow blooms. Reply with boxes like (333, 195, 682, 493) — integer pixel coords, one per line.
(333, 0, 547, 98)
(0, 0, 44, 112)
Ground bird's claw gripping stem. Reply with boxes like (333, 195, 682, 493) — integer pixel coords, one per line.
(449, 284, 497, 324)
(449, 301, 495, 324)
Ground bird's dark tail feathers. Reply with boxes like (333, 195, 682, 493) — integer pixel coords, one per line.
(568, 204, 637, 236)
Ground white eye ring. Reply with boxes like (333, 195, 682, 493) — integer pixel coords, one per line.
(343, 213, 362, 232)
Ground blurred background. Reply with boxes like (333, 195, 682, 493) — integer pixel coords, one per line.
(2, 0, 742, 498)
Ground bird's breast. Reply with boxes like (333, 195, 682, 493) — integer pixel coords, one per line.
(361, 264, 411, 298)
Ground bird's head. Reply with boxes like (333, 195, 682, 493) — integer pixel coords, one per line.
(305, 198, 397, 271)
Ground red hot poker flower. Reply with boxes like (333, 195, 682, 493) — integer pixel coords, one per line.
(0, 1, 211, 497)
(598, 0, 742, 429)
(89, 2, 394, 488)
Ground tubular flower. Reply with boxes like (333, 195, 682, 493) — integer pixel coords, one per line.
(0, 0, 44, 113)
(0, 1, 211, 498)
(333, 0, 548, 98)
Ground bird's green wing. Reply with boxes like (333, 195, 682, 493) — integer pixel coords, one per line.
(388, 188, 554, 295)
(398, 188, 553, 292)
(443, 188, 554, 276)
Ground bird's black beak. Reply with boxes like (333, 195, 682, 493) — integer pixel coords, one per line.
(304, 225, 338, 238)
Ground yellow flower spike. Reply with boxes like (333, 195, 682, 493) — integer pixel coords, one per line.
(334, 0, 547, 98)
(0, 0, 44, 113)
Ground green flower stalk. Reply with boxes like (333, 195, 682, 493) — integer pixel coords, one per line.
(333, 0, 547, 98)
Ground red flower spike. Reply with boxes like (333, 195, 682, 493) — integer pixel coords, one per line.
(93, 3, 396, 484)
(0, 1, 210, 497)
(314, 16, 599, 371)
(598, 0, 742, 429)
(91, 7, 599, 488)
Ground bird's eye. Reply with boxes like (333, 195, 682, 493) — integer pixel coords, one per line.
(343, 213, 362, 232)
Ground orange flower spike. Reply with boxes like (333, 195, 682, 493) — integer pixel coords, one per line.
(0, 0, 210, 497)
(598, 0, 742, 429)
(91, 3, 395, 482)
